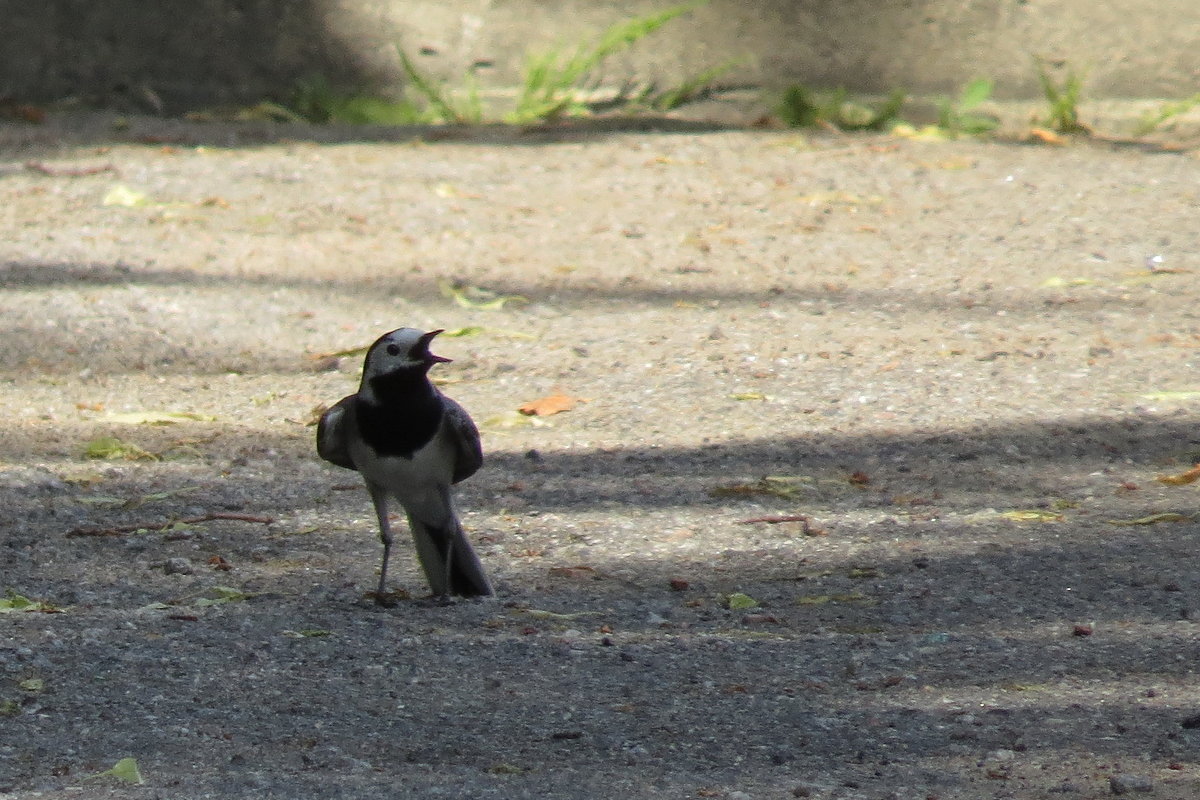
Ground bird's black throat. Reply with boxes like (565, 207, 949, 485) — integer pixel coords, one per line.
(357, 367, 443, 458)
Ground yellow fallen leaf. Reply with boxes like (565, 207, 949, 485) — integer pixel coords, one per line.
(1040, 276, 1095, 288)
(1140, 391, 1200, 402)
(89, 757, 143, 785)
(797, 190, 883, 207)
(84, 436, 158, 461)
(104, 411, 216, 425)
(710, 475, 814, 500)
(481, 412, 540, 430)
(999, 510, 1064, 522)
(725, 592, 759, 610)
(102, 184, 150, 207)
(439, 281, 527, 311)
(1157, 464, 1200, 486)
(59, 470, 107, 486)
(935, 157, 974, 170)
(433, 182, 482, 199)
(442, 326, 537, 340)
(0, 592, 58, 613)
(442, 326, 486, 337)
(890, 122, 948, 141)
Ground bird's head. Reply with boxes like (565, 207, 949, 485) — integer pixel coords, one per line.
(360, 328, 450, 389)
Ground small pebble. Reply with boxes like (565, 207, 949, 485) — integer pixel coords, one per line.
(164, 557, 194, 575)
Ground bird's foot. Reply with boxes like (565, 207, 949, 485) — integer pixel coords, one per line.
(366, 589, 409, 607)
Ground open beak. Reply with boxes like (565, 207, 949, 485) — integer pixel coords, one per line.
(421, 329, 452, 363)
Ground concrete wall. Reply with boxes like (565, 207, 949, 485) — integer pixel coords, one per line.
(5, 0, 1199, 111)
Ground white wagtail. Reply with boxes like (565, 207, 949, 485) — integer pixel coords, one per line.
(317, 328, 493, 601)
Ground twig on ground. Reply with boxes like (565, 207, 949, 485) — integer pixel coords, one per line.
(25, 160, 117, 177)
(67, 513, 275, 538)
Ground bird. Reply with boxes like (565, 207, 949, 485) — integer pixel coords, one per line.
(316, 327, 492, 601)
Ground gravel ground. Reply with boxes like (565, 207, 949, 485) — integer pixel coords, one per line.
(2, 113, 1200, 799)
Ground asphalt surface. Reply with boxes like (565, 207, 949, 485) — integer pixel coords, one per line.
(2, 114, 1200, 799)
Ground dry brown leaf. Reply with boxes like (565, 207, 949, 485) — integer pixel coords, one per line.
(1156, 464, 1200, 486)
(305, 404, 330, 426)
(26, 160, 114, 177)
(518, 393, 578, 417)
(1029, 127, 1066, 145)
(710, 475, 812, 500)
(4, 103, 46, 124)
(208, 555, 233, 571)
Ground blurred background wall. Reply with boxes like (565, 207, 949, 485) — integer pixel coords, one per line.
(3, 0, 1198, 111)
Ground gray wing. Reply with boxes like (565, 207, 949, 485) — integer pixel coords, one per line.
(442, 395, 483, 484)
(316, 395, 358, 471)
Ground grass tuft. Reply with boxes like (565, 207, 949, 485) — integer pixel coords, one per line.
(936, 78, 999, 137)
(775, 86, 905, 132)
(396, 47, 483, 124)
(1136, 92, 1200, 135)
(1034, 57, 1090, 134)
(509, 1, 707, 123)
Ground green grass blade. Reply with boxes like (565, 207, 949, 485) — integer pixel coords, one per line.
(512, 0, 708, 123)
(959, 78, 993, 110)
(652, 57, 741, 111)
(1136, 92, 1200, 134)
(397, 45, 462, 123)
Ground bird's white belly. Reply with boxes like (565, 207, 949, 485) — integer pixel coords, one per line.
(348, 425, 456, 521)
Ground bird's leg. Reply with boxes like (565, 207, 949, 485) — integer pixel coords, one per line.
(442, 534, 455, 599)
(367, 484, 394, 603)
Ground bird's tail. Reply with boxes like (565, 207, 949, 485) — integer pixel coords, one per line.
(408, 513, 493, 597)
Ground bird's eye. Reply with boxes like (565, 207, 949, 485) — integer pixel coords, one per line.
(386, 344, 401, 356)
